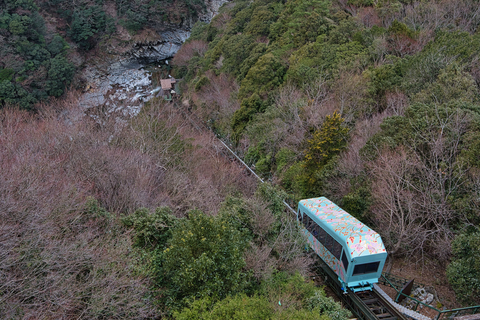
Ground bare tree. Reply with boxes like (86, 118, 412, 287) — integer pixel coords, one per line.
(172, 40, 209, 67)
(369, 106, 472, 261)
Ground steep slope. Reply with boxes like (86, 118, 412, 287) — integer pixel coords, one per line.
(176, 0, 480, 305)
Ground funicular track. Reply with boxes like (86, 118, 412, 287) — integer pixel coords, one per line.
(354, 290, 407, 320)
(171, 99, 411, 320)
(317, 260, 409, 320)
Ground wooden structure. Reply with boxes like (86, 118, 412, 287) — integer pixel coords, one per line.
(160, 78, 177, 101)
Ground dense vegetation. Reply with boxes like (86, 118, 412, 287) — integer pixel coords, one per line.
(2, 0, 480, 316)
(1, 0, 351, 318)
(0, 0, 75, 109)
(0, 0, 206, 109)
(174, 0, 480, 305)
(0, 100, 348, 318)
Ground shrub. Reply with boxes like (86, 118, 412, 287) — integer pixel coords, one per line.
(238, 53, 286, 100)
(162, 210, 248, 307)
(0, 68, 14, 82)
(303, 112, 349, 195)
(174, 294, 274, 320)
(305, 291, 350, 320)
(447, 229, 480, 305)
(122, 206, 178, 249)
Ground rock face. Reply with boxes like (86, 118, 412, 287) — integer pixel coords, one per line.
(79, 60, 153, 117)
(125, 30, 191, 64)
(79, 0, 231, 116)
(200, 0, 231, 22)
(124, 0, 230, 63)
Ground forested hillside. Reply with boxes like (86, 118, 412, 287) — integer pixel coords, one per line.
(1, 0, 357, 318)
(0, 0, 205, 109)
(2, 0, 480, 317)
(175, 0, 480, 305)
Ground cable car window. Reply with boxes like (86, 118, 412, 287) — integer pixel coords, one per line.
(318, 227, 327, 244)
(303, 214, 310, 229)
(313, 224, 319, 239)
(310, 218, 316, 234)
(332, 240, 342, 260)
(352, 261, 380, 275)
(325, 232, 334, 252)
(341, 250, 349, 271)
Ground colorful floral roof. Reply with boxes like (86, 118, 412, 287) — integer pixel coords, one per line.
(298, 197, 386, 258)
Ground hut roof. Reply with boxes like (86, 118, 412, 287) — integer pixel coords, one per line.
(160, 79, 173, 90)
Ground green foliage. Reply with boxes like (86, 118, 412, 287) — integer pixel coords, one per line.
(462, 131, 480, 168)
(47, 34, 69, 56)
(447, 229, 480, 305)
(189, 22, 210, 41)
(255, 182, 289, 215)
(173, 294, 273, 320)
(276, 148, 297, 174)
(194, 75, 210, 91)
(365, 61, 404, 99)
(259, 271, 317, 304)
(387, 19, 415, 38)
(305, 291, 351, 320)
(173, 272, 348, 320)
(244, 144, 264, 166)
(217, 34, 257, 77)
(328, 17, 360, 45)
(244, 4, 281, 37)
(0, 0, 75, 109)
(122, 207, 177, 249)
(341, 185, 371, 221)
(80, 197, 115, 230)
(116, 0, 206, 33)
(270, 0, 331, 48)
(3, 0, 38, 11)
(304, 112, 349, 172)
(84, 197, 111, 219)
(45, 55, 75, 97)
(287, 40, 367, 83)
(123, 9, 148, 32)
(255, 154, 273, 175)
(237, 43, 268, 82)
(300, 112, 349, 197)
(0, 68, 15, 82)
(162, 210, 248, 305)
(68, 6, 108, 50)
(217, 184, 289, 246)
(347, 0, 374, 5)
(239, 53, 286, 100)
(231, 93, 266, 140)
(0, 80, 37, 109)
(362, 103, 480, 161)
(243, 95, 304, 171)
(8, 14, 31, 35)
(281, 161, 305, 200)
(400, 31, 480, 95)
(413, 63, 479, 105)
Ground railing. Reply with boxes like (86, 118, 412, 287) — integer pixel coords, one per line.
(380, 273, 480, 320)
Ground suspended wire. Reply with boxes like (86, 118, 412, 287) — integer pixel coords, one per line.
(173, 100, 297, 216)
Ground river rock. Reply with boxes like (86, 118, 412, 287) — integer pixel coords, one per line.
(125, 29, 190, 63)
(78, 0, 231, 118)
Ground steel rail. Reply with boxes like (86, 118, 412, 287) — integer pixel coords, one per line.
(172, 100, 297, 216)
(172, 99, 412, 320)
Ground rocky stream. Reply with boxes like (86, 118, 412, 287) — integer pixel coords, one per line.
(78, 0, 229, 117)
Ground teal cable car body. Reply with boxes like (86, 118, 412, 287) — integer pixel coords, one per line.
(297, 197, 387, 292)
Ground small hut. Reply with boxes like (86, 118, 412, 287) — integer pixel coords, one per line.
(160, 78, 177, 101)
